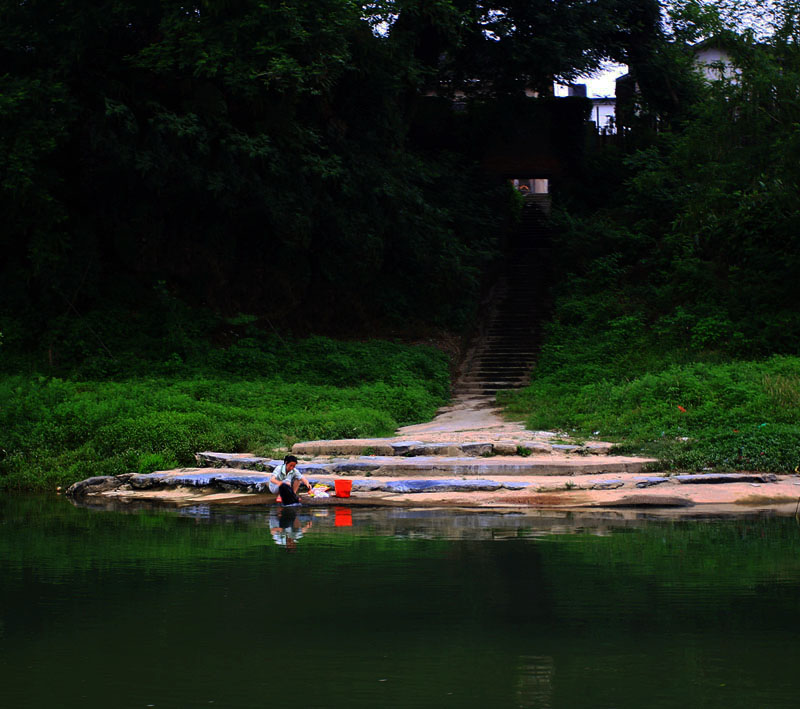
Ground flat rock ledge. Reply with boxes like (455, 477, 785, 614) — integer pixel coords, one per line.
(674, 473, 778, 484)
(290, 437, 615, 457)
(195, 451, 656, 476)
(69, 471, 536, 496)
(65, 468, 800, 515)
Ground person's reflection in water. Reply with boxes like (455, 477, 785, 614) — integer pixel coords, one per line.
(269, 507, 313, 552)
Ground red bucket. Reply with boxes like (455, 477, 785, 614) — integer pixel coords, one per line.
(334, 479, 353, 498)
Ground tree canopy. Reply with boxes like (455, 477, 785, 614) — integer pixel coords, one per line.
(0, 0, 693, 353)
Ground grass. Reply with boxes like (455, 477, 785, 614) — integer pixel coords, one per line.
(0, 337, 451, 492)
(501, 353, 800, 473)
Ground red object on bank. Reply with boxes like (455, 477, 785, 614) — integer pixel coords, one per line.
(677, 405, 687, 413)
(334, 479, 353, 498)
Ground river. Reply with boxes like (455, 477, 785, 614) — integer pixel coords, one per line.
(2, 495, 800, 708)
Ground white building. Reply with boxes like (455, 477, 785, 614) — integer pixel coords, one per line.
(613, 38, 738, 129)
(589, 97, 616, 134)
(691, 38, 738, 81)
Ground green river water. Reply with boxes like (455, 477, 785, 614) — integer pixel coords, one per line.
(2, 495, 800, 708)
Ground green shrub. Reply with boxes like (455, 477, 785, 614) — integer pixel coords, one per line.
(667, 424, 800, 473)
(503, 356, 800, 473)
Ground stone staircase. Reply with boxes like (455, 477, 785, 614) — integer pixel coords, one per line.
(454, 195, 551, 398)
(196, 447, 657, 478)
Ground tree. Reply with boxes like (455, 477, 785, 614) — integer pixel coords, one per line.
(0, 0, 676, 348)
(386, 0, 668, 97)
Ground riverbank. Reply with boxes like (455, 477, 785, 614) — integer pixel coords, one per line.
(65, 391, 800, 517)
(67, 467, 800, 517)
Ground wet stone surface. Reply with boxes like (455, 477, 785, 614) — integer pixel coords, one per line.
(635, 477, 671, 488)
(381, 479, 505, 493)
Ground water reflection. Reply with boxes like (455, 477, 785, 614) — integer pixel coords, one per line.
(516, 655, 554, 708)
(269, 507, 313, 550)
(70, 496, 800, 542)
(3, 496, 800, 709)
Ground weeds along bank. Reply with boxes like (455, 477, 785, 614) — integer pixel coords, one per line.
(500, 204, 800, 474)
(501, 353, 800, 473)
(0, 337, 450, 492)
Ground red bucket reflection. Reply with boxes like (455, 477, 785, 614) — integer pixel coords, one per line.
(334, 507, 352, 527)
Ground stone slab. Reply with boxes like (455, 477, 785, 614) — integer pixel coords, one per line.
(461, 442, 495, 456)
(83, 471, 541, 497)
(297, 462, 336, 474)
(381, 479, 504, 493)
(389, 441, 425, 455)
(196, 451, 658, 477)
(292, 439, 397, 456)
(493, 441, 519, 456)
(588, 479, 625, 490)
(66, 475, 126, 497)
(675, 473, 778, 485)
(361, 456, 656, 476)
(196, 452, 276, 471)
(330, 461, 384, 473)
(517, 442, 553, 455)
(502, 481, 533, 490)
(130, 470, 274, 490)
(406, 443, 464, 456)
(348, 479, 386, 492)
(635, 476, 670, 488)
(584, 442, 615, 454)
(290, 438, 621, 458)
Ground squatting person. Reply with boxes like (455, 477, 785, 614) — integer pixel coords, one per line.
(269, 454, 311, 506)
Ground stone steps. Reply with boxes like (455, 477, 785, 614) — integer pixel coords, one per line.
(290, 438, 567, 456)
(195, 451, 658, 477)
(453, 201, 549, 398)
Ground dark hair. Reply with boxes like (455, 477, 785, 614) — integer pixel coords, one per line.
(284, 454, 298, 464)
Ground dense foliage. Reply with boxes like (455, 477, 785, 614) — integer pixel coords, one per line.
(0, 0, 501, 336)
(504, 14, 800, 472)
(0, 0, 675, 343)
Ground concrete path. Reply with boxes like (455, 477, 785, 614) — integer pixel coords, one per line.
(286, 389, 642, 480)
(395, 394, 525, 437)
